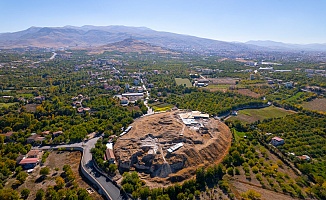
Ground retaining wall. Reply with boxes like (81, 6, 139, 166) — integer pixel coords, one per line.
(50, 147, 113, 200)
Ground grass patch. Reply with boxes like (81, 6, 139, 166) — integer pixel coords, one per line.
(18, 93, 34, 98)
(229, 106, 294, 124)
(233, 129, 246, 141)
(175, 78, 192, 87)
(0, 102, 17, 108)
(150, 102, 174, 112)
(206, 84, 230, 89)
(285, 92, 304, 102)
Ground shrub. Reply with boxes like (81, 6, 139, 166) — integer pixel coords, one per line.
(241, 189, 261, 200)
(252, 166, 259, 174)
(227, 167, 234, 176)
(16, 171, 28, 184)
(255, 174, 263, 181)
(235, 167, 240, 175)
(35, 189, 45, 200)
(40, 167, 50, 176)
(21, 188, 30, 199)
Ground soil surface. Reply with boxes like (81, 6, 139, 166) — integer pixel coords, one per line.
(115, 111, 232, 188)
(235, 89, 261, 98)
(230, 180, 298, 200)
(9, 151, 103, 200)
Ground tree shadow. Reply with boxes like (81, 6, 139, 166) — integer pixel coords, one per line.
(35, 175, 45, 183)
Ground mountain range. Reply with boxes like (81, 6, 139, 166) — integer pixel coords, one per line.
(246, 40, 326, 52)
(0, 25, 325, 53)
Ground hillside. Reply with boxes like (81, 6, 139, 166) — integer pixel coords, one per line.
(0, 25, 258, 53)
(246, 40, 326, 51)
(88, 38, 177, 54)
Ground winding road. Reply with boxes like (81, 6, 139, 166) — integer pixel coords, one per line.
(34, 137, 129, 200)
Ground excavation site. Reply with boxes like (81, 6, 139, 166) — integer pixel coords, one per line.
(114, 110, 232, 187)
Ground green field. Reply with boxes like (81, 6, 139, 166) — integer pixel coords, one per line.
(232, 129, 247, 141)
(18, 93, 34, 98)
(285, 92, 304, 102)
(206, 84, 230, 89)
(175, 78, 192, 87)
(149, 102, 174, 112)
(0, 103, 17, 108)
(228, 106, 294, 124)
(206, 84, 246, 90)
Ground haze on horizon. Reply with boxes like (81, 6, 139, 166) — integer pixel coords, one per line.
(1, 0, 326, 44)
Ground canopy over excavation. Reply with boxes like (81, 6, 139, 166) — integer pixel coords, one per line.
(114, 111, 232, 186)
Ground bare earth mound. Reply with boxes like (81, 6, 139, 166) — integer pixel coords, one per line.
(114, 111, 232, 187)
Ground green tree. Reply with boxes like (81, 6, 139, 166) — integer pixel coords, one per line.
(195, 167, 206, 189)
(108, 164, 117, 174)
(241, 189, 262, 200)
(55, 176, 65, 189)
(35, 188, 45, 200)
(139, 187, 150, 200)
(21, 188, 30, 199)
(77, 188, 91, 200)
(40, 167, 50, 176)
(214, 164, 224, 180)
(227, 167, 234, 176)
(0, 188, 20, 200)
(16, 171, 28, 184)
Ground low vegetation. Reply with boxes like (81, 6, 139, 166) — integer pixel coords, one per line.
(165, 90, 265, 116)
(175, 78, 192, 87)
(228, 106, 294, 124)
(302, 98, 326, 112)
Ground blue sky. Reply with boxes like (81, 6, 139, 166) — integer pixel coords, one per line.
(1, 0, 325, 44)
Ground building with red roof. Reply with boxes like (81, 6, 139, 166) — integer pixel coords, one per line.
(271, 136, 285, 146)
(19, 158, 39, 169)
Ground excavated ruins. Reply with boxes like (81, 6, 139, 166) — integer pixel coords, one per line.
(114, 110, 232, 186)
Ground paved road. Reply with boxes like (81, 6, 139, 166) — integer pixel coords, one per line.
(141, 79, 154, 115)
(35, 137, 128, 200)
(49, 52, 57, 60)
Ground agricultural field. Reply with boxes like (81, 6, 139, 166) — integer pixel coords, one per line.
(175, 78, 192, 87)
(235, 89, 261, 98)
(256, 114, 326, 199)
(0, 102, 17, 108)
(149, 102, 174, 112)
(302, 98, 326, 112)
(5, 151, 103, 200)
(17, 93, 34, 98)
(228, 106, 295, 124)
(207, 78, 239, 85)
(224, 130, 310, 199)
(204, 84, 229, 92)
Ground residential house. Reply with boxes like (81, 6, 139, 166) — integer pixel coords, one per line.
(77, 107, 84, 113)
(120, 97, 129, 106)
(284, 82, 293, 88)
(41, 131, 51, 136)
(297, 155, 311, 161)
(19, 158, 39, 169)
(83, 107, 91, 112)
(105, 149, 115, 163)
(34, 96, 45, 103)
(4, 131, 14, 142)
(26, 150, 41, 158)
(26, 134, 44, 144)
(53, 131, 63, 138)
(271, 136, 284, 146)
